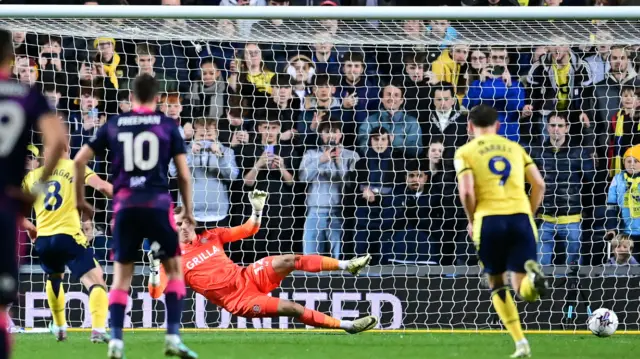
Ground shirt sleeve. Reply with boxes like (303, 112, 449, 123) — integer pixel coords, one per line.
(454, 148, 471, 177)
(87, 123, 109, 157)
(83, 166, 97, 184)
(169, 123, 187, 158)
(523, 147, 535, 167)
(21, 171, 32, 192)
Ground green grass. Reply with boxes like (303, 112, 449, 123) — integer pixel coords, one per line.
(14, 332, 640, 359)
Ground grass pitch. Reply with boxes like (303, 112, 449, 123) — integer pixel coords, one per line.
(14, 331, 640, 359)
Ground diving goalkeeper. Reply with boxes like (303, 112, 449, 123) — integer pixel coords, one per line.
(149, 190, 377, 333)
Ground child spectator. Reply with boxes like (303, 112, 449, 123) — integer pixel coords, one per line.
(609, 86, 640, 177)
(391, 159, 437, 264)
(173, 118, 239, 231)
(353, 127, 398, 265)
(186, 58, 226, 119)
(285, 54, 315, 110)
(159, 93, 192, 140)
(608, 234, 639, 266)
(606, 144, 640, 260)
(117, 90, 131, 114)
(299, 121, 359, 259)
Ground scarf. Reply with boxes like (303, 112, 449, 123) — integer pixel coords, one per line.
(102, 52, 121, 89)
(611, 110, 640, 177)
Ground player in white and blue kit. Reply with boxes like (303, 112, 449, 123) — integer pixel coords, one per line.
(73, 74, 197, 359)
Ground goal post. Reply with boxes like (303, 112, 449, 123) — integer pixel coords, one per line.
(3, 5, 640, 332)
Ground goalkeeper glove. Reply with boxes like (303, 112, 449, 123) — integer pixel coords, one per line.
(248, 190, 267, 214)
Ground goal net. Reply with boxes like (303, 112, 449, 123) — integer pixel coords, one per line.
(3, 5, 640, 332)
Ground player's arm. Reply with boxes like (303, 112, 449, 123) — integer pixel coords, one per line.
(524, 163, 545, 216)
(454, 151, 476, 224)
(85, 171, 113, 198)
(73, 145, 96, 214)
(174, 153, 194, 221)
(35, 113, 66, 185)
(216, 190, 266, 243)
(21, 218, 37, 241)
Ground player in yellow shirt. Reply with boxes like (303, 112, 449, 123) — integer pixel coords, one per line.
(22, 139, 113, 344)
(454, 105, 548, 358)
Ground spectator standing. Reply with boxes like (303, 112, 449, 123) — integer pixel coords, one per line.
(173, 118, 239, 231)
(353, 127, 398, 265)
(532, 112, 595, 266)
(159, 93, 192, 140)
(595, 45, 640, 146)
(584, 30, 613, 84)
(463, 47, 525, 143)
(299, 121, 359, 258)
(185, 58, 226, 120)
(228, 42, 276, 117)
(401, 52, 437, 123)
(286, 55, 315, 110)
(218, 95, 252, 154)
(310, 30, 341, 77)
(609, 86, 640, 177)
(266, 73, 300, 142)
(69, 88, 104, 158)
(37, 36, 67, 94)
(430, 43, 470, 103)
(422, 83, 467, 172)
(524, 42, 593, 146)
(391, 160, 436, 264)
(335, 51, 379, 125)
(123, 43, 178, 94)
(241, 118, 298, 262)
(357, 82, 422, 157)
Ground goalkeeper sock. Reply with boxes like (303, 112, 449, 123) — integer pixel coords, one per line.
(89, 285, 108, 332)
(46, 278, 66, 328)
(164, 279, 186, 336)
(298, 308, 342, 329)
(294, 255, 348, 272)
(518, 276, 538, 302)
(491, 287, 525, 344)
(108, 289, 128, 341)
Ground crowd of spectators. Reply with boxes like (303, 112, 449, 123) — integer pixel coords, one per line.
(13, 0, 640, 269)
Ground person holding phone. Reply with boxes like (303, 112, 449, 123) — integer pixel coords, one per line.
(240, 117, 298, 263)
(463, 46, 525, 143)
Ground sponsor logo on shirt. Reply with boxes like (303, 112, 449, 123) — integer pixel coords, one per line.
(185, 246, 220, 270)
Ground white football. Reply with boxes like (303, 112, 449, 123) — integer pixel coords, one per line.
(587, 308, 619, 337)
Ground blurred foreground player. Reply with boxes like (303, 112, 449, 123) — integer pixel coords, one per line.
(149, 190, 378, 333)
(454, 105, 548, 358)
(22, 131, 113, 343)
(74, 74, 197, 359)
(0, 29, 66, 359)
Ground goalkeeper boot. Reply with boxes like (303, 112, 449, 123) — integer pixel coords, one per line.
(91, 330, 111, 344)
(107, 339, 125, 359)
(345, 315, 378, 334)
(164, 338, 198, 359)
(48, 322, 67, 342)
(346, 254, 372, 276)
(509, 341, 531, 358)
(525, 260, 549, 297)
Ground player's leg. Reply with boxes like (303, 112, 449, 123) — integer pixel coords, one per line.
(151, 207, 196, 359)
(510, 214, 548, 303)
(477, 216, 529, 358)
(271, 253, 372, 278)
(78, 265, 109, 342)
(0, 214, 19, 359)
(245, 295, 377, 334)
(108, 209, 144, 358)
(33, 235, 68, 341)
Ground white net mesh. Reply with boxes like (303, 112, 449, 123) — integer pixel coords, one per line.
(5, 12, 640, 332)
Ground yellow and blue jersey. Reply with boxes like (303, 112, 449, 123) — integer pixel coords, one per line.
(22, 159, 96, 246)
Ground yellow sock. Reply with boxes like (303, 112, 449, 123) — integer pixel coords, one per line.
(518, 276, 538, 302)
(46, 278, 66, 327)
(492, 287, 525, 344)
(89, 285, 108, 331)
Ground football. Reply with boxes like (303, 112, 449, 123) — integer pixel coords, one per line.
(587, 308, 619, 337)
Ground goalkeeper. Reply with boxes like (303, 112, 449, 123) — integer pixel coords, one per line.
(149, 190, 377, 333)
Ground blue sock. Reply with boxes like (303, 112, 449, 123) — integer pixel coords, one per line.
(164, 279, 185, 336)
(108, 289, 128, 341)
